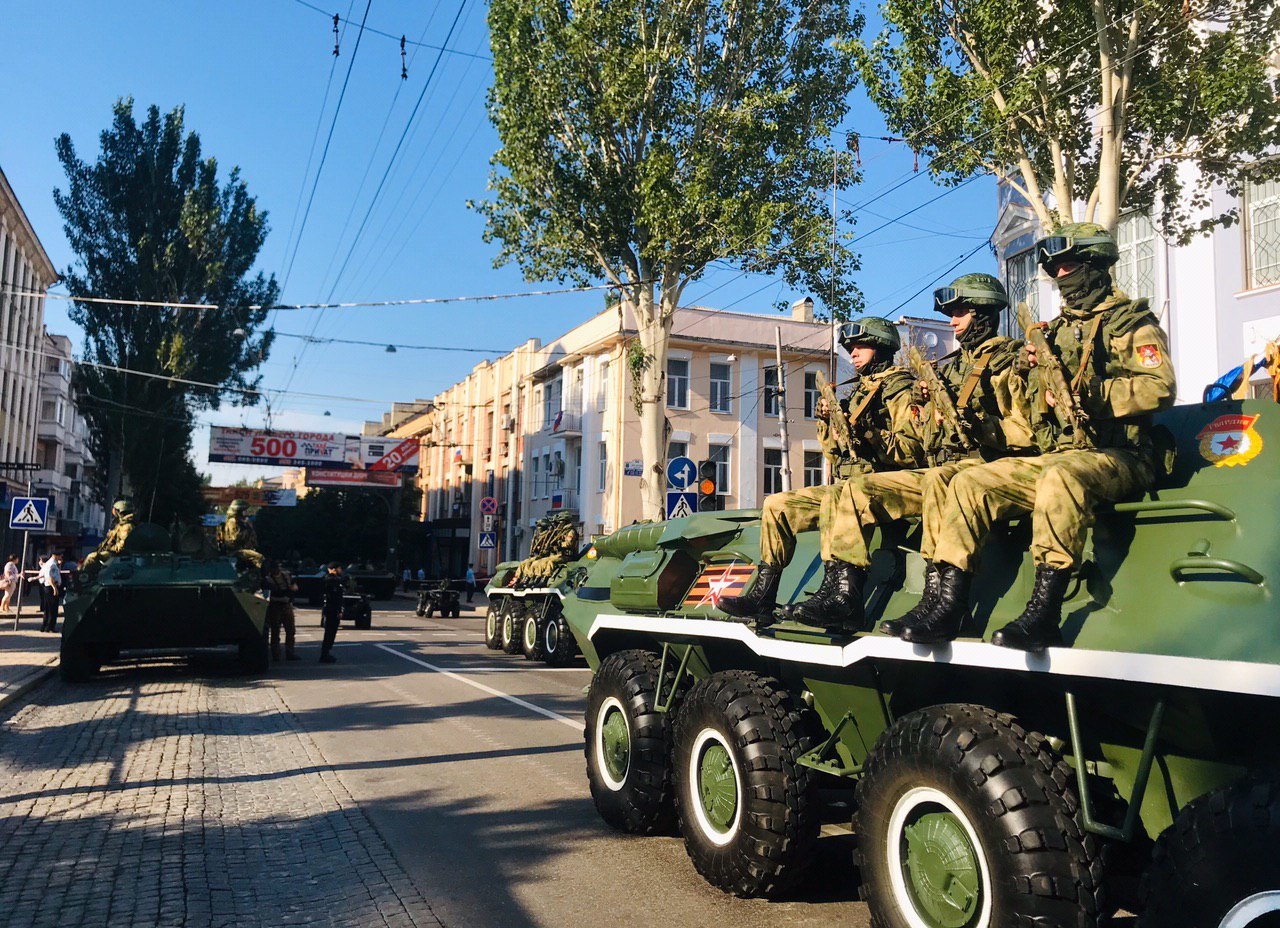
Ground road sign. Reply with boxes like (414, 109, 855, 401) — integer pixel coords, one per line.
(9, 497, 48, 531)
(666, 456, 697, 491)
(624, 459, 643, 477)
(482, 514, 494, 532)
(478, 532, 497, 550)
(480, 496, 498, 515)
(666, 491, 698, 520)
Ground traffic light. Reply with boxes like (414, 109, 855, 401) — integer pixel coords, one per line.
(697, 460, 719, 512)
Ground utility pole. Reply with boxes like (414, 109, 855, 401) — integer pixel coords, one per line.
(774, 327, 792, 491)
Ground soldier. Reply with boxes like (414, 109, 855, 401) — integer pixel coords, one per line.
(319, 561, 344, 664)
(819, 274, 1034, 638)
(890, 222, 1177, 650)
(524, 512, 580, 587)
(216, 500, 264, 570)
(263, 559, 300, 661)
(512, 517, 551, 588)
(720, 317, 925, 629)
(80, 499, 138, 574)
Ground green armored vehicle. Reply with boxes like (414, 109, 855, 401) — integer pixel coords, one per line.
(61, 524, 271, 681)
(483, 558, 581, 665)
(562, 398, 1280, 927)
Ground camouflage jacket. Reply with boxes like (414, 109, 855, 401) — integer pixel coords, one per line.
(818, 366, 926, 479)
(927, 335, 1034, 460)
(1029, 292, 1176, 454)
(97, 515, 136, 558)
(216, 516, 259, 554)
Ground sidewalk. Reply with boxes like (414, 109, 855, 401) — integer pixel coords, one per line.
(0, 628, 60, 709)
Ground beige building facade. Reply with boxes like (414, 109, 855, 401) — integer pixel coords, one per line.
(372, 301, 953, 578)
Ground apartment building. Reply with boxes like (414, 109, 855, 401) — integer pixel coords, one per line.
(374, 300, 952, 576)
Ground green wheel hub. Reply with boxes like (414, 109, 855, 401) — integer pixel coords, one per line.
(697, 741, 738, 833)
(524, 617, 536, 650)
(900, 807, 982, 928)
(600, 706, 630, 783)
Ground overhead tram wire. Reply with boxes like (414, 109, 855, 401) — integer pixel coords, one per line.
(291, 0, 491, 61)
(279, 0, 374, 293)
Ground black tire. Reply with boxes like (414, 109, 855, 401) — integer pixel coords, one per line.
(238, 629, 271, 675)
(452, 607, 461, 618)
(500, 600, 523, 654)
(355, 606, 372, 630)
(415, 605, 426, 617)
(543, 603, 577, 666)
(425, 606, 435, 618)
(483, 600, 503, 649)
(584, 649, 676, 835)
(854, 703, 1105, 928)
(672, 670, 819, 898)
(1139, 774, 1280, 928)
(59, 640, 98, 683)
(522, 608, 548, 661)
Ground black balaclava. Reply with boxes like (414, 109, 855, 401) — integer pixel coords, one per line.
(1055, 263, 1113, 317)
(957, 308, 998, 350)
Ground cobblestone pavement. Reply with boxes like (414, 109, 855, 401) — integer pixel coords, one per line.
(0, 667, 442, 928)
(0, 630, 59, 703)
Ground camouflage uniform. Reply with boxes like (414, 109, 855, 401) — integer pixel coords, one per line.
(264, 563, 299, 660)
(217, 501, 264, 570)
(522, 515, 580, 587)
(80, 502, 137, 573)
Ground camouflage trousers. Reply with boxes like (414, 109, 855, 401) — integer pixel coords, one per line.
(825, 460, 979, 567)
(931, 449, 1153, 571)
(515, 554, 567, 587)
(759, 486, 836, 566)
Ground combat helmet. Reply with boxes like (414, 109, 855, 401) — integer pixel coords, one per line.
(227, 499, 249, 515)
(112, 499, 135, 517)
(934, 273, 1009, 317)
(1035, 221, 1119, 271)
(838, 316, 900, 353)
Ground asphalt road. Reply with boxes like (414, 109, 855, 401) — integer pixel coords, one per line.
(276, 596, 873, 928)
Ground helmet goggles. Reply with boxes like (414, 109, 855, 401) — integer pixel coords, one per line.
(838, 321, 873, 343)
(1035, 234, 1113, 269)
(933, 286, 1009, 313)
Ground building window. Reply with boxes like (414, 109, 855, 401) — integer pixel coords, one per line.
(543, 380, 560, 428)
(709, 362, 732, 413)
(667, 358, 690, 409)
(763, 449, 783, 495)
(667, 440, 687, 461)
(598, 359, 611, 411)
(803, 451, 824, 487)
(763, 366, 779, 416)
(532, 456, 541, 499)
(708, 443, 731, 496)
(1114, 209, 1157, 298)
(803, 372, 820, 418)
(41, 401, 56, 422)
(598, 441, 608, 492)
(1004, 246, 1040, 336)
(1246, 176, 1280, 289)
(543, 452, 553, 496)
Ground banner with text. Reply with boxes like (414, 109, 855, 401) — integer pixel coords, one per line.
(209, 428, 418, 472)
(305, 469, 402, 488)
(201, 487, 298, 508)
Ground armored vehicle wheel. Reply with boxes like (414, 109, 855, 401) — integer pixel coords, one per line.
(451, 606, 461, 618)
(355, 604, 372, 629)
(238, 630, 270, 675)
(500, 601, 523, 654)
(424, 605, 435, 617)
(483, 601, 503, 649)
(672, 670, 819, 898)
(853, 704, 1104, 928)
(1138, 775, 1280, 928)
(522, 609, 548, 661)
(543, 605, 577, 666)
(585, 649, 676, 835)
(59, 642, 99, 683)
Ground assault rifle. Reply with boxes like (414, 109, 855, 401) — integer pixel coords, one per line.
(1016, 301, 1091, 449)
(814, 370, 857, 461)
(907, 345, 974, 457)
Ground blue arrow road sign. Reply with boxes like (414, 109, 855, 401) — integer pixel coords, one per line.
(666, 456, 697, 491)
(9, 497, 49, 531)
(478, 532, 497, 550)
(666, 491, 698, 520)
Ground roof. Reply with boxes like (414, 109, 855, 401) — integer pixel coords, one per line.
(0, 164, 58, 284)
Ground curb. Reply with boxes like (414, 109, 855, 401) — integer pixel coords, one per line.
(0, 656, 59, 714)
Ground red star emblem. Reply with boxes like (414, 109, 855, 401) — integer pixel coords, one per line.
(1218, 435, 1240, 451)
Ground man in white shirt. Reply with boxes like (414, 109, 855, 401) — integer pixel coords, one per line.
(38, 552, 63, 633)
(1, 554, 20, 616)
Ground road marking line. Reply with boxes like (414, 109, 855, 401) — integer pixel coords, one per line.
(374, 643, 586, 732)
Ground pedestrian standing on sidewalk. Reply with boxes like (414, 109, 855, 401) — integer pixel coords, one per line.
(402, 566, 411, 590)
(319, 561, 344, 664)
(465, 563, 476, 604)
(264, 559, 301, 661)
(0, 554, 19, 615)
(38, 552, 63, 633)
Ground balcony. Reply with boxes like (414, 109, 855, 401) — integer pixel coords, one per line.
(543, 405, 582, 437)
(549, 488, 578, 512)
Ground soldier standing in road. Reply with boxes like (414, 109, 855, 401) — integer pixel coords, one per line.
(263, 559, 301, 661)
(889, 223, 1177, 650)
(719, 318, 925, 629)
(80, 500, 137, 574)
(216, 500, 264, 570)
(319, 561, 344, 664)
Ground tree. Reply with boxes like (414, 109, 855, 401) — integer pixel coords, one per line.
(475, 0, 865, 519)
(55, 100, 277, 523)
(253, 484, 423, 568)
(856, 0, 1280, 236)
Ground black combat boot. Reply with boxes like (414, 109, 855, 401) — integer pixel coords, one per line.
(899, 563, 971, 644)
(791, 561, 867, 633)
(880, 560, 940, 638)
(718, 564, 783, 622)
(991, 565, 1070, 652)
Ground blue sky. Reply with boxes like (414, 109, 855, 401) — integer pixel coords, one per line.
(1, 0, 996, 483)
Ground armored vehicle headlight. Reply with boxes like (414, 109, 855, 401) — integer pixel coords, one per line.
(586, 546, 599, 560)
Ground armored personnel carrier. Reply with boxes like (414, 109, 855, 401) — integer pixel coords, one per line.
(562, 398, 1280, 927)
(484, 560, 581, 665)
(60, 523, 271, 681)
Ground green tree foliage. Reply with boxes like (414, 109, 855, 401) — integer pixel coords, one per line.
(856, 0, 1280, 236)
(54, 99, 277, 522)
(475, 0, 864, 518)
(253, 485, 423, 568)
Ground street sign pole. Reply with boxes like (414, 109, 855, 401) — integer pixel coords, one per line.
(13, 478, 33, 630)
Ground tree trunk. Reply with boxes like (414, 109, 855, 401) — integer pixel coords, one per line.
(634, 278, 670, 522)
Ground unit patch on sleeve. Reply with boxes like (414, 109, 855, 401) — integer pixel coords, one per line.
(1197, 414, 1263, 467)
(1136, 344, 1163, 369)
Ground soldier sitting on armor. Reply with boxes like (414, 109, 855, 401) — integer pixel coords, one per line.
(216, 499, 264, 571)
(80, 499, 138, 578)
(513, 512, 580, 588)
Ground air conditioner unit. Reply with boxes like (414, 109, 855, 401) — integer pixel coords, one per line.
(503, 415, 516, 432)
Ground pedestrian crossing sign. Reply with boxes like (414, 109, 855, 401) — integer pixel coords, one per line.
(9, 497, 49, 531)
